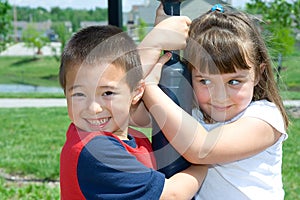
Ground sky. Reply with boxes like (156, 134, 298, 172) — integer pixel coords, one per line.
(8, 0, 249, 12)
(8, 0, 146, 12)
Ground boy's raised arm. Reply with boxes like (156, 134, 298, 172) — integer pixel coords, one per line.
(131, 14, 191, 127)
(138, 15, 191, 77)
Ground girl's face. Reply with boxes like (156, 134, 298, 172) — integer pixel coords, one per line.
(65, 63, 142, 140)
(192, 66, 256, 122)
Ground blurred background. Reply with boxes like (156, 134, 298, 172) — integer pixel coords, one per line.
(0, 0, 299, 199)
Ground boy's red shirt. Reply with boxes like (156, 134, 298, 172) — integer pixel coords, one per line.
(60, 123, 157, 199)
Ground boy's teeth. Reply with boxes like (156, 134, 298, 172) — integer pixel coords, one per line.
(89, 118, 109, 125)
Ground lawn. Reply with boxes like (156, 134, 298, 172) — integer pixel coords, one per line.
(0, 56, 60, 88)
(0, 53, 299, 99)
(280, 51, 300, 91)
(278, 51, 300, 100)
(0, 107, 299, 199)
(282, 117, 300, 200)
(0, 107, 68, 199)
(0, 51, 299, 199)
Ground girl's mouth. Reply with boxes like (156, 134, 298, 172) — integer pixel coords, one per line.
(212, 105, 232, 112)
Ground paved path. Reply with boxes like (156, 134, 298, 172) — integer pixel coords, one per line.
(0, 98, 67, 108)
(0, 98, 299, 108)
(0, 42, 61, 56)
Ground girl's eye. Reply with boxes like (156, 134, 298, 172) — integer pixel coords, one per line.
(199, 79, 211, 85)
(228, 80, 240, 85)
(103, 91, 115, 96)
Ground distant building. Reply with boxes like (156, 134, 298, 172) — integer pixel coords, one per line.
(12, 21, 72, 42)
(125, 0, 231, 40)
(182, 0, 231, 20)
(80, 21, 108, 28)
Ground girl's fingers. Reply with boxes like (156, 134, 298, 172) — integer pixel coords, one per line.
(157, 52, 172, 68)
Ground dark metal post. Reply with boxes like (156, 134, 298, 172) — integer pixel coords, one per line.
(277, 53, 282, 84)
(108, 0, 123, 28)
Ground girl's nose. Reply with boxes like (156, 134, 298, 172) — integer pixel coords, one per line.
(88, 101, 103, 114)
(213, 84, 228, 101)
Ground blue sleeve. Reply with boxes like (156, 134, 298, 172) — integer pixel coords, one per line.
(77, 136, 165, 200)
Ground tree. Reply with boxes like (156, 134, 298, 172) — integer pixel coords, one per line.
(51, 22, 72, 60)
(137, 18, 147, 42)
(0, 0, 12, 52)
(293, 0, 300, 29)
(246, 0, 299, 56)
(22, 24, 49, 55)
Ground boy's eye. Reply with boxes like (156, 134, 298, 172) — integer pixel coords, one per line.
(228, 80, 240, 85)
(103, 91, 115, 96)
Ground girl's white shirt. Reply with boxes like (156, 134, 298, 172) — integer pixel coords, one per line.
(193, 99, 288, 200)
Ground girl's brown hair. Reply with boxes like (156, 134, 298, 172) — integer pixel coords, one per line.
(184, 8, 289, 128)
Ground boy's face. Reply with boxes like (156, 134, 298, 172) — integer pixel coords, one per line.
(65, 63, 143, 140)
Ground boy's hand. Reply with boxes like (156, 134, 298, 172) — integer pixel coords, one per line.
(152, 15, 191, 51)
(144, 52, 172, 86)
(155, 3, 168, 26)
(154, 3, 191, 50)
(138, 4, 191, 83)
(139, 15, 190, 78)
(140, 8, 191, 52)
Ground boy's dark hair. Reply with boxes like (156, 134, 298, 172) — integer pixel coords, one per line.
(59, 25, 142, 91)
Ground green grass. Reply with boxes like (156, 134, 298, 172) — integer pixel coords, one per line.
(280, 90, 300, 100)
(0, 177, 60, 200)
(0, 56, 60, 87)
(0, 107, 69, 179)
(0, 52, 298, 198)
(0, 107, 68, 199)
(0, 53, 299, 98)
(280, 51, 300, 92)
(276, 50, 300, 101)
(0, 107, 299, 199)
(0, 92, 65, 99)
(282, 117, 300, 200)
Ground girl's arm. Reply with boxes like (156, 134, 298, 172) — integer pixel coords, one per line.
(161, 164, 207, 200)
(143, 56, 282, 164)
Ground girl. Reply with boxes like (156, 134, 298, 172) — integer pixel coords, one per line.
(141, 4, 289, 200)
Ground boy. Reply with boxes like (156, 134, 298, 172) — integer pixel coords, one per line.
(59, 22, 206, 199)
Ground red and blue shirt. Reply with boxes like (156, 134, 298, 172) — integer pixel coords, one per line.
(60, 123, 165, 200)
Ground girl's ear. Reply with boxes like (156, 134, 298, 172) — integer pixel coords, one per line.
(132, 80, 145, 105)
(260, 63, 266, 73)
(255, 63, 266, 85)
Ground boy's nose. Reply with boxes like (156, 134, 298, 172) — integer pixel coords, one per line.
(88, 101, 103, 114)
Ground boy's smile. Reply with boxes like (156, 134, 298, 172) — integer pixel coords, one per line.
(65, 63, 138, 139)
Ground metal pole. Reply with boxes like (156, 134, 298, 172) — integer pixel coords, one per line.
(108, 0, 123, 28)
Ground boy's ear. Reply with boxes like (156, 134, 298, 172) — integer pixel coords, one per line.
(132, 80, 145, 105)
